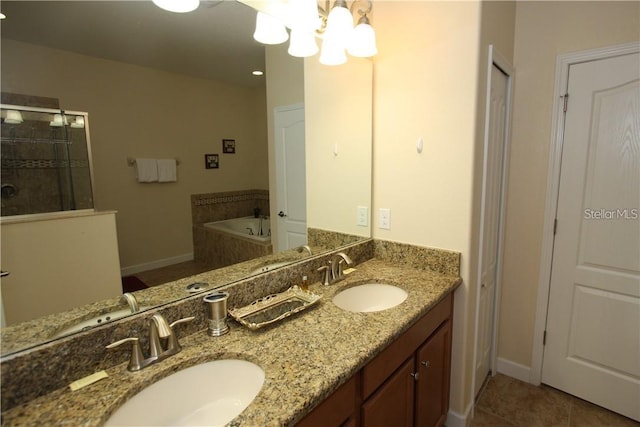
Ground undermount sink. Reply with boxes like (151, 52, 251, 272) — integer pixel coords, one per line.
(333, 283, 408, 313)
(105, 359, 264, 426)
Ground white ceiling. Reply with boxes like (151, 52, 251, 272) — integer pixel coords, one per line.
(0, 1, 266, 88)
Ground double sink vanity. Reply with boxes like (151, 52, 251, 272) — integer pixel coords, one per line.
(1, 239, 461, 426)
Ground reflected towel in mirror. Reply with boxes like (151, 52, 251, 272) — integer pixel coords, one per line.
(135, 158, 158, 183)
(157, 158, 177, 182)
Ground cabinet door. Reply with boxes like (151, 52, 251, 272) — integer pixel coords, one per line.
(362, 357, 415, 427)
(297, 376, 358, 427)
(414, 321, 452, 427)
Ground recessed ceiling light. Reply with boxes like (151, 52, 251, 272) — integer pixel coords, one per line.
(252, 70, 264, 76)
(0, 13, 6, 19)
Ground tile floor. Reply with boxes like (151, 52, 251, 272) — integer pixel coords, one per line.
(471, 374, 639, 426)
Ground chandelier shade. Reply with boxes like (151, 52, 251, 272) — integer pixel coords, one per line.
(253, 11, 289, 45)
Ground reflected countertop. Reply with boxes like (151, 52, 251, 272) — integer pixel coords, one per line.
(1, 258, 461, 426)
(0, 246, 324, 356)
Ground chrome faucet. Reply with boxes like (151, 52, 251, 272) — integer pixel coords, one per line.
(317, 252, 354, 286)
(296, 245, 312, 256)
(106, 314, 194, 371)
(121, 292, 140, 313)
(331, 252, 354, 282)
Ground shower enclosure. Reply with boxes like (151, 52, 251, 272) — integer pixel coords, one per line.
(1, 105, 94, 216)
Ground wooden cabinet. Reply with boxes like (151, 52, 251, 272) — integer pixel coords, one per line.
(299, 294, 453, 427)
(414, 321, 452, 427)
(362, 358, 415, 427)
(297, 376, 359, 427)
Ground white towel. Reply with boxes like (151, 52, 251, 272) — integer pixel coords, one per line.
(135, 158, 158, 183)
(157, 158, 177, 182)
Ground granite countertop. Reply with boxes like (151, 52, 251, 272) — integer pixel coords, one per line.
(0, 246, 326, 356)
(1, 259, 461, 426)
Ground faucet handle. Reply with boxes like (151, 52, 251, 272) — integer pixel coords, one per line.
(170, 316, 195, 329)
(317, 265, 331, 286)
(106, 337, 145, 372)
(167, 316, 195, 353)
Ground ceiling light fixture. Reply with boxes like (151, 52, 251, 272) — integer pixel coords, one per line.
(253, 11, 289, 45)
(152, 0, 199, 13)
(253, 0, 377, 66)
(252, 70, 264, 76)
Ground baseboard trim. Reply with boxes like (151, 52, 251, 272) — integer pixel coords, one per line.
(121, 253, 194, 277)
(447, 402, 472, 427)
(496, 357, 532, 384)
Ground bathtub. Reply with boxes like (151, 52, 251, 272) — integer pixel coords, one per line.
(204, 216, 271, 243)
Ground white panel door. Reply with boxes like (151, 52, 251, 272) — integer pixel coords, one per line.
(542, 52, 640, 421)
(274, 104, 307, 251)
(475, 64, 509, 396)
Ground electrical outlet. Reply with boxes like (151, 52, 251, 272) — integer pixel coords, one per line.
(379, 208, 391, 230)
(357, 206, 369, 226)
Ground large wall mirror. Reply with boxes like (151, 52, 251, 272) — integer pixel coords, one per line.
(0, 0, 372, 355)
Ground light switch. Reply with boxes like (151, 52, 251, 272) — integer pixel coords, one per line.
(357, 206, 369, 226)
(379, 208, 391, 230)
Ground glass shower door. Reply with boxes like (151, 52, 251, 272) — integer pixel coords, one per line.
(0, 105, 94, 216)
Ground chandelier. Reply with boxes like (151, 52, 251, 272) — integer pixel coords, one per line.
(252, 0, 377, 65)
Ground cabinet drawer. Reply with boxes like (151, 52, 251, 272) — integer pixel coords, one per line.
(362, 294, 452, 399)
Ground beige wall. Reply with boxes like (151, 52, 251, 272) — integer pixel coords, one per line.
(499, 1, 640, 368)
(372, 0, 483, 417)
(305, 57, 372, 237)
(1, 39, 268, 270)
(1, 212, 121, 325)
(265, 44, 304, 250)
(372, 0, 517, 418)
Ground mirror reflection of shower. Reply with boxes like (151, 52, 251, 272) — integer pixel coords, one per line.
(1, 104, 95, 216)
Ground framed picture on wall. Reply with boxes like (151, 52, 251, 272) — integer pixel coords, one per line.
(205, 154, 219, 169)
(222, 139, 236, 154)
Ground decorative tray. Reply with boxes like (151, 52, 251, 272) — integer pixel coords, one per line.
(228, 286, 322, 330)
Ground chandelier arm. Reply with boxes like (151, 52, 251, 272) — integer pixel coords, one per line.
(348, 0, 373, 17)
(314, 0, 331, 34)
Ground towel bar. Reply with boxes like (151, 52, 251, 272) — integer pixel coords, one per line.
(127, 157, 180, 166)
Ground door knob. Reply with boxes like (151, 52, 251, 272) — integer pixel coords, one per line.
(278, 211, 287, 217)
(410, 372, 419, 380)
(0, 271, 9, 278)
(421, 360, 430, 368)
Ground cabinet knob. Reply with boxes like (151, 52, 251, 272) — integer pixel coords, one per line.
(410, 372, 419, 380)
(421, 360, 431, 368)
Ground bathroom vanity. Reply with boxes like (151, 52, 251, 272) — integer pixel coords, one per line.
(0, 241, 461, 426)
(299, 293, 452, 427)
